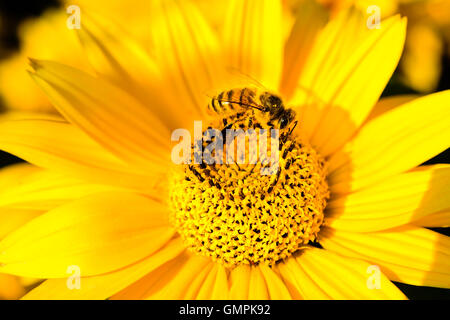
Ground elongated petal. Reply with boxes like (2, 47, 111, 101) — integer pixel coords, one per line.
(0, 273, 25, 300)
(280, 0, 328, 99)
(76, 13, 187, 132)
(77, 13, 158, 89)
(144, 254, 212, 300)
(229, 264, 250, 299)
(21, 238, 185, 300)
(277, 254, 328, 299)
(223, 0, 283, 90)
(29, 60, 170, 168)
(413, 210, 450, 228)
(183, 263, 215, 299)
(326, 165, 450, 232)
(0, 165, 45, 238)
(0, 164, 124, 211)
(259, 265, 291, 299)
(293, 10, 406, 156)
(112, 252, 211, 299)
(328, 90, 450, 194)
(364, 94, 418, 124)
(0, 163, 39, 189)
(0, 191, 174, 278)
(151, 0, 226, 121)
(0, 208, 42, 240)
(196, 264, 229, 300)
(278, 248, 406, 299)
(248, 267, 269, 299)
(111, 252, 189, 299)
(320, 227, 450, 288)
(296, 249, 406, 299)
(0, 117, 155, 190)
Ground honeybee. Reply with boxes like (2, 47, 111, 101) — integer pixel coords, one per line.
(208, 88, 297, 134)
(204, 88, 299, 194)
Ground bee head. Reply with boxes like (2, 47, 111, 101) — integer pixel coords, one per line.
(260, 93, 283, 112)
(279, 109, 296, 129)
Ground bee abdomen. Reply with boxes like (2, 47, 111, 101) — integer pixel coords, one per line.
(208, 88, 257, 115)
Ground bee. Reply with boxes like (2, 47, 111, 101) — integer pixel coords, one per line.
(208, 88, 297, 134)
(206, 88, 299, 194)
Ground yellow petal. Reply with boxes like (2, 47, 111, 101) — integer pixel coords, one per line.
(280, 0, 328, 99)
(0, 9, 90, 113)
(0, 164, 124, 211)
(0, 208, 42, 240)
(296, 248, 407, 299)
(0, 273, 25, 300)
(259, 265, 291, 299)
(76, 13, 187, 133)
(328, 90, 450, 194)
(29, 59, 170, 168)
(211, 265, 229, 300)
(277, 255, 327, 299)
(112, 252, 211, 300)
(76, 12, 158, 89)
(294, 10, 406, 157)
(21, 238, 185, 300)
(248, 267, 269, 299)
(326, 165, 450, 232)
(111, 252, 192, 300)
(0, 116, 156, 190)
(320, 226, 450, 288)
(144, 254, 212, 299)
(150, 0, 225, 122)
(413, 210, 450, 228)
(228, 264, 250, 299)
(183, 262, 215, 299)
(364, 94, 419, 124)
(0, 191, 174, 278)
(196, 264, 229, 300)
(223, 0, 283, 90)
(0, 163, 40, 190)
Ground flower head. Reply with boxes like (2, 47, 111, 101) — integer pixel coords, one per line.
(0, 0, 449, 300)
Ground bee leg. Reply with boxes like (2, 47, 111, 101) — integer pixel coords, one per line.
(286, 120, 298, 137)
(221, 122, 234, 139)
(267, 139, 295, 193)
(267, 168, 281, 193)
(188, 165, 205, 182)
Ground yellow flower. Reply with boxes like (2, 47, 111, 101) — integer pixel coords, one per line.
(288, 0, 450, 92)
(0, 273, 25, 300)
(0, 0, 152, 113)
(0, 0, 449, 299)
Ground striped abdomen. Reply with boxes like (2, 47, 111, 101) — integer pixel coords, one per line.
(208, 88, 258, 115)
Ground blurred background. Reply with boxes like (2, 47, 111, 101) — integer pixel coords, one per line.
(0, 0, 448, 299)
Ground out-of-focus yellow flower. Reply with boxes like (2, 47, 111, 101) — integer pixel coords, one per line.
(401, 21, 443, 92)
(399, 0, 450, 92)
(286, 0, 450, 93)
(0, 0, 152, 113)
(0, 9, 90, 112)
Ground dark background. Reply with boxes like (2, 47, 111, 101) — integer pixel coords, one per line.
(0, 0, 449, 300)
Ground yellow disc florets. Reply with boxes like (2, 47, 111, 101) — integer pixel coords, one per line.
(169, 116, 329, 268)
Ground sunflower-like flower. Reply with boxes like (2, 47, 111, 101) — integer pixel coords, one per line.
(0, 0, 449, 300)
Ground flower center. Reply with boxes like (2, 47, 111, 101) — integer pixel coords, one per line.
(169, 114, 329, 268)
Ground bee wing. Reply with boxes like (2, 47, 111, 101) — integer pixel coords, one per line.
(202, 68, 267, 97)
(224, 67, 269, 92)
